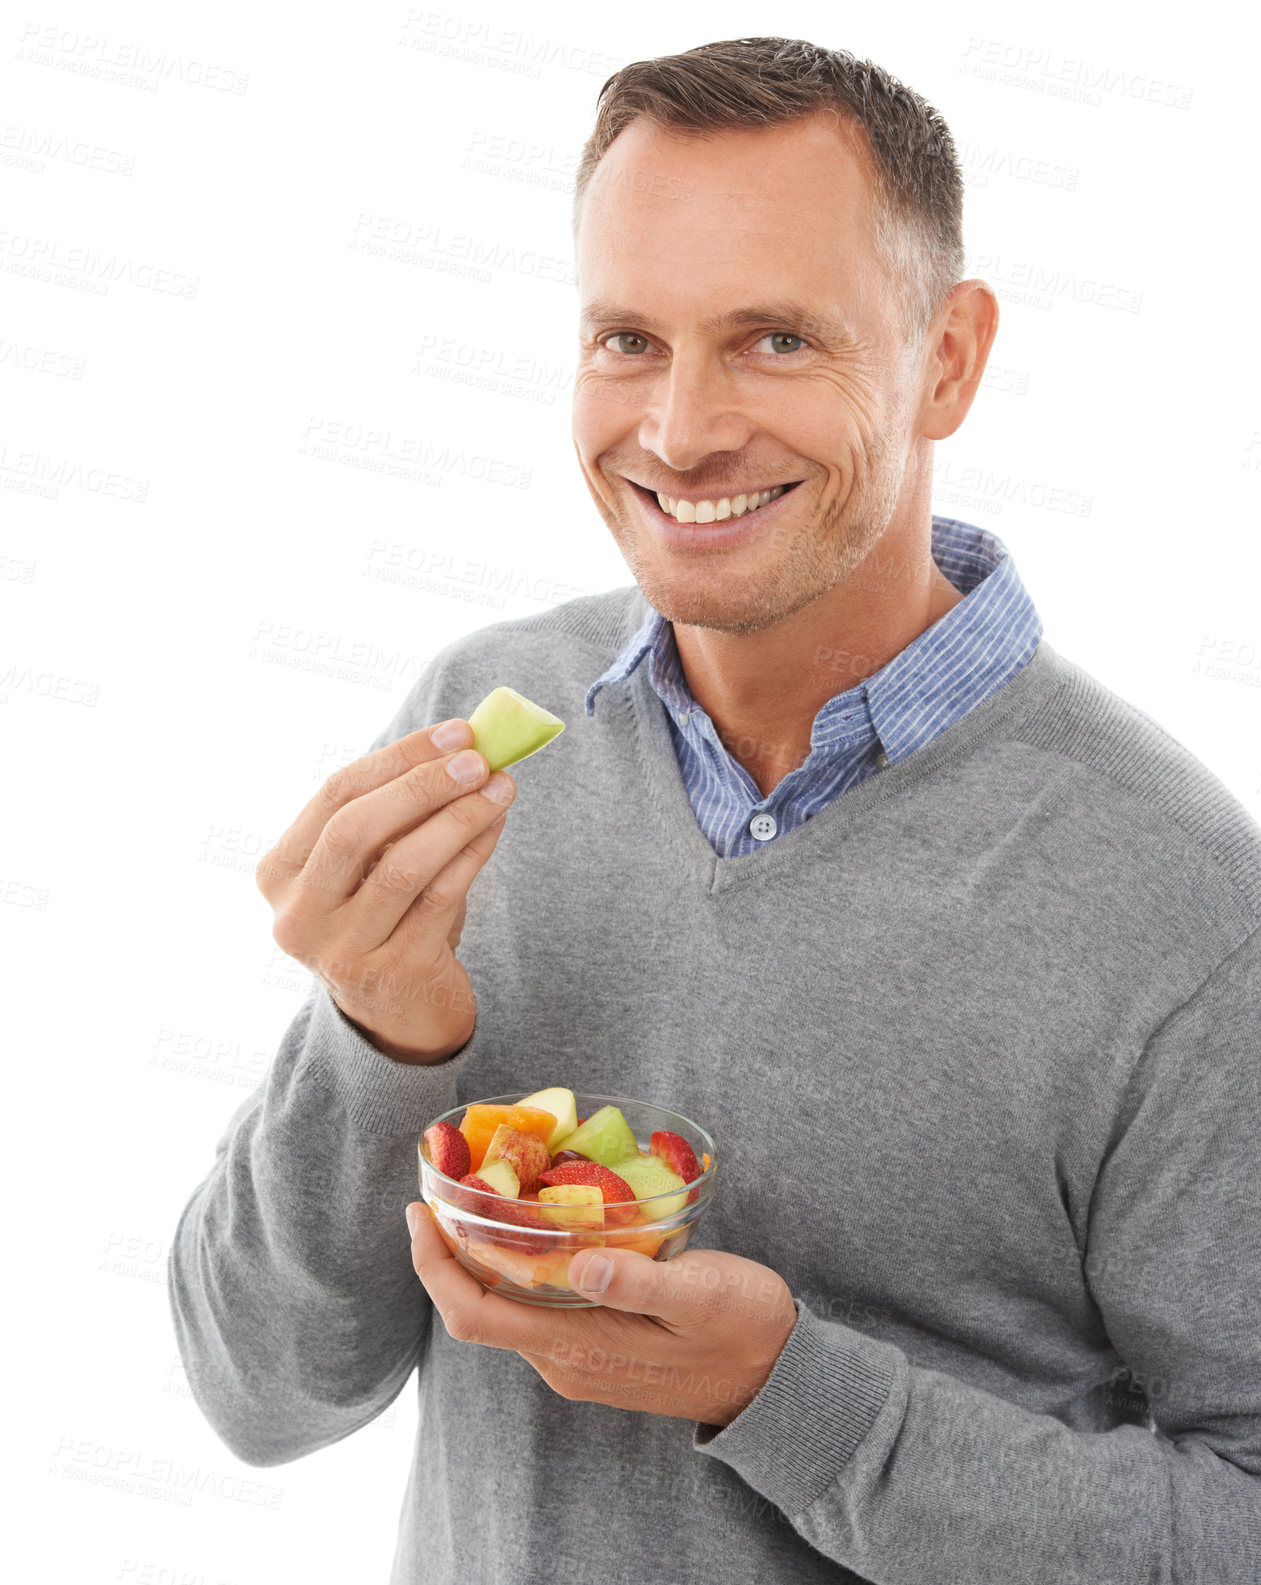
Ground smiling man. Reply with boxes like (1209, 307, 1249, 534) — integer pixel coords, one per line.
(169, 37, 1261, 1585)
(571, 106, 981, 803)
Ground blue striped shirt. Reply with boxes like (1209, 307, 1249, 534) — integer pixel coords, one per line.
(584, 515, 1043, 858)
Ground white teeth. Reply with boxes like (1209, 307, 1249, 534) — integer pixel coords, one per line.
(653, 485, 788, 521)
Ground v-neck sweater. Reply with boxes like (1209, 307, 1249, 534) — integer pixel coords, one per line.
(168, 582, 1261, 1585)
(584, 515, 1044, 858)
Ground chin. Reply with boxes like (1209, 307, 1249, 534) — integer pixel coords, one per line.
(629, 561, 823, 637)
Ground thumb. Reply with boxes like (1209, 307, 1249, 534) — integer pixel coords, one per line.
(566, 1245, 689, 1319)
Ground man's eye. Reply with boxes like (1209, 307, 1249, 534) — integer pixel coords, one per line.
(604, 333, 650, 355)
(756, 332, 805, 355)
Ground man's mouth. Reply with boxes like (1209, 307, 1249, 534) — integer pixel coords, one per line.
(626, 479, 803, 523)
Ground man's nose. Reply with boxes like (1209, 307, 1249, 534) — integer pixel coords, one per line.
(637, 356, 756, 474)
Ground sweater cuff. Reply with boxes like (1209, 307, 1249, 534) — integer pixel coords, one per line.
(301, 983, 482, 1137)
(692, 1297, 901, 1517)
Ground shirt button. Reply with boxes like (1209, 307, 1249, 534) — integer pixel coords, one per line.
(875, 747, 890, 769)
(676, 711, 690, 728)
(749, 813, 778, 842)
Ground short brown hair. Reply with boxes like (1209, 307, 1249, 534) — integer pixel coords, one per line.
(573, 36, 965, 343)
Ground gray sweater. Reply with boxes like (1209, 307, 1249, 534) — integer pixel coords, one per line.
(168, 585, 1261, 1584)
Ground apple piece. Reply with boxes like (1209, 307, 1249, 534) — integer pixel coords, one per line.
(649, 1129, 700, 1184)
(608, 1154, 689, 1217)
(423, 1120, 471, 1181)
(517, 1086, 578, 1151)
(552, 1105, 639, 1167)
(465, 1158, 520, 1198)
(467, 686, 565, 772)
(481, 1124, 551, 1192)
(537, 1184, 604, 1231)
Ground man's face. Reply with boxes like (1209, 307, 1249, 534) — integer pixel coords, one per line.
(572, 113, 934, 635)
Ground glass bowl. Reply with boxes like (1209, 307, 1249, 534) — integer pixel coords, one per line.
(418, 1092, 718, 1308)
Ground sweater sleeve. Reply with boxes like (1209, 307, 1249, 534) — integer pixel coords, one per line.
(166, 983, 487, 1466)
(691, 920, 1261, 1584)
(167, 669, 480, 1467)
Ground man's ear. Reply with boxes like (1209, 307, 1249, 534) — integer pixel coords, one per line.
(918, 279, 1001, 441)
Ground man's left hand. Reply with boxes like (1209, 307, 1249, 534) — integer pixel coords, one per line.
(406, 1201, 799, 1427)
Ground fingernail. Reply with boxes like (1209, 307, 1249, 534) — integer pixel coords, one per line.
(484, 772, 514, 804)
(577, 1254, 612, 1293)
(431, 719, 468, 750)
(406, 1204, 419, 1238)
(446, 749, 484, 783)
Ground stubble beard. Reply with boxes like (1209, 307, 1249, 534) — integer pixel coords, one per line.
(598, 427, 909, 637)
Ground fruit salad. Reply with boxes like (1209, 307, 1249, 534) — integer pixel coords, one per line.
(419, 1088, 715, 1302)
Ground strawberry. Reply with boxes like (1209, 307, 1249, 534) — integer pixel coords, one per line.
(424, 1120, 471, 1181)
(446, 1171, 502, 1215)
(538, 1161, 635, 1203)
(492, 1196, 552, 1253)
(450, 1173, 550, 1253)
(650, 1130, 700, 1184)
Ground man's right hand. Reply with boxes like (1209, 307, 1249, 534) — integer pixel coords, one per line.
(256, 718, 515, 1064)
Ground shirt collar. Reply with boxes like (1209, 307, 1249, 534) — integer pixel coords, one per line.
(584, 515, 1041, 766)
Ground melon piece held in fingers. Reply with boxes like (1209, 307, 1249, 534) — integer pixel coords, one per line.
(468, 687, 565, 772)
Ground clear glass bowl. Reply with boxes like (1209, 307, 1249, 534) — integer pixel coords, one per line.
(418, 1092, 718, 1308)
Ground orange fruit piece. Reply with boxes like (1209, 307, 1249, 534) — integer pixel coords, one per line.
(606, 1226, 665, 1258)
(458, 1104, 557, 1172)
(465, 1237, 554, 1289)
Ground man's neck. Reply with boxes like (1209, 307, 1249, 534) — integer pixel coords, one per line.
(671, 528, 965, 800)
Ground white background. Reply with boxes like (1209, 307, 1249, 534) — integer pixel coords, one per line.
(4, 1, 1259, 1580)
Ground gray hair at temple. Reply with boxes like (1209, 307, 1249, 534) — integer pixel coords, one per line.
(572, 36, 967, 346)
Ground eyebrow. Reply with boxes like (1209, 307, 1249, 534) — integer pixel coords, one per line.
(577, 298, 860, 345)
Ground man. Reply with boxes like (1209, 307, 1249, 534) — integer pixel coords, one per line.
(168, 38, 1261, 1585)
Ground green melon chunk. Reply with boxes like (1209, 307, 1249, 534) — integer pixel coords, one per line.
(550, 1105, 639, 1168)
(468, 687, 565, 772)
(609, 1154, 689, 1218)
